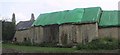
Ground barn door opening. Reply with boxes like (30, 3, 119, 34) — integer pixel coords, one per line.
(61, 34, 67, 45)
(13, 37, 17, 42)
(50, 25, 59, 43)
(43, 25, 59, 44)
(14, 37, 17, 41)
(82, 27, 88, 44)
(24, 37, 27, 42)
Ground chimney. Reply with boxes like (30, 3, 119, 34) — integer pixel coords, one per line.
(30, 13, 35, 21)
(12, 13, 16, 24)
(12, 13, 16, 31)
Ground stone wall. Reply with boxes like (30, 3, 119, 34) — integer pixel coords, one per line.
(98, 27, 119, 39)
(59, 23, 98, 45)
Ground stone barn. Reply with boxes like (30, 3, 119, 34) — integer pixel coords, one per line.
(32, 12, 61, 44)
(59, 7, 102, 45)
(32, 7, 102, 45)
(78, 7, 102, 44)
(14, 13, 35, 42)
(98, 11, 120, 40)
(58, 8, 84, 45)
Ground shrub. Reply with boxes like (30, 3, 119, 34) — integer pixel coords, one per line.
(76, 43, 87, 50)
(35, 42, 57, 47)
(23, 41, 32, 46)
(76, 37, 119, 50)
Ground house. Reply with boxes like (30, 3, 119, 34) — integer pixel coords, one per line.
(14, 13, 35, 43)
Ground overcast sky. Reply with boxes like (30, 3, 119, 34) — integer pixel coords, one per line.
(0, 0, 120, 23)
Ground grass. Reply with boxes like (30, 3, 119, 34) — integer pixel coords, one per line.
(2, 43, 119, 53)
(2, 43, 76, 53)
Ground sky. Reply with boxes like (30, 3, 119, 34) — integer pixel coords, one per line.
(0, 0, 120, 23)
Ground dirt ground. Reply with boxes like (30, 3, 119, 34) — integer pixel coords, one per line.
(2, 48, 21, 53)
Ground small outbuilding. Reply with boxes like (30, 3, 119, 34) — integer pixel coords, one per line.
(98, 11, 120, 40)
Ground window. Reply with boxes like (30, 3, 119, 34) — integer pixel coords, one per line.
(24, 37, 27, 42)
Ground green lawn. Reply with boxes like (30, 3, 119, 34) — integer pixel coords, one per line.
(2, 43, 76, 53)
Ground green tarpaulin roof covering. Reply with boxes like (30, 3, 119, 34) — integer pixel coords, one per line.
(81, 7, 101, 23)
(60, 8, 84, 24)
(32, 7, 101, 26)
(99, 11, 120, 27)
(32, 10, 70, 26)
